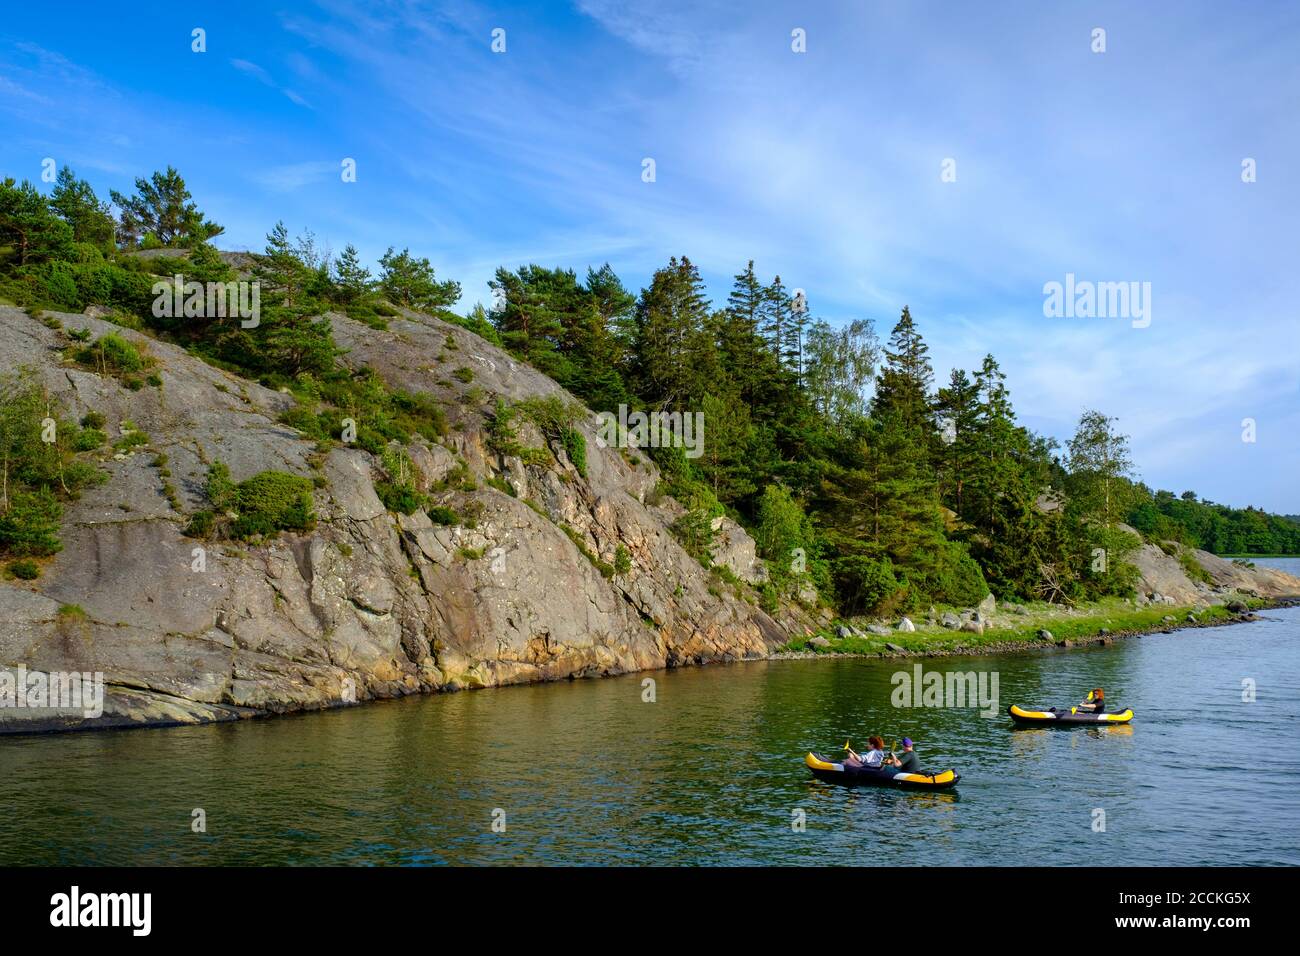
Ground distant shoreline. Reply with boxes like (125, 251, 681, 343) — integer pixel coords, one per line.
(1220, 554, 1300, 560)
(774, 597, 1299, 663)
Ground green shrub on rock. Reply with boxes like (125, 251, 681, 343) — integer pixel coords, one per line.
(71, 424, 107, 450)
(0, 489, 64, 557)
(930, 541, 990, 608)
(832, 554, 904, 617)
(74, 332, 151, 375)
(427, 505, 457, 525)
(5, 558, 41, 580)
(375, 446, 426, 515)
(183, 510, 215, 539)
(229, 471, 316, 539)
(561, 426, 587, 478)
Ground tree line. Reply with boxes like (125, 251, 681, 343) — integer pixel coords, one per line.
(3, 165, 1294, 609)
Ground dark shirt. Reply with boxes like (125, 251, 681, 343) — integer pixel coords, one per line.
(894, 750, 921, 773)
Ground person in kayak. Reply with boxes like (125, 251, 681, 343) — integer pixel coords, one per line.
(1078, 688, 1106, 713)
(885, 737, 921, 774)
(845, 736, 887, 768)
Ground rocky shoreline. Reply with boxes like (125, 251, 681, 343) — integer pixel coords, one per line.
(0, 303, 807, 736)
(773, 597, 1297, 663)
(3, 298, 1299, 737)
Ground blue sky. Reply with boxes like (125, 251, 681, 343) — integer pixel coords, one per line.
(2, 1, 1297, 511)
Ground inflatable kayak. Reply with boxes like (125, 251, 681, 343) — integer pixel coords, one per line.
(804, 752, 960, 789)
(1008, 704, 1134, 725)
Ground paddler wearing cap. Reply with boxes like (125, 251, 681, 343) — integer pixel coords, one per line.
(884, 737, 921, 774)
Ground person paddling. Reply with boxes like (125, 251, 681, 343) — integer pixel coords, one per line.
(1078, 688, 1106, 713)
(885, 737, 921, 774)
(845, 736, 887, 768)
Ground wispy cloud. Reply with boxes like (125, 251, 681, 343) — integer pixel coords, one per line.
(230, 58, 311, 108)
(252, 160, 340, 191)
(574, 0, 716, 76)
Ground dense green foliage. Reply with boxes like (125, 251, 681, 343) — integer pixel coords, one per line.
(478, 257, 1171, 613)
(0, 373, 107, 560)
(190, 463, 315, 540)
(375, 446, 426, 515)
(5, 164, 1295, 609)
(1128, 487, 1300, 555)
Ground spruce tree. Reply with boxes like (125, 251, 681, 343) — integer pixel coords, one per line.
(935, 368, 979, 512)
(632, 256, 712, 409)
(333, 244, 373, 303)
(871, 305, 934, 432)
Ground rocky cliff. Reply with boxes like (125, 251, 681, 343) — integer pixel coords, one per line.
(1125, 529, 1300, 605)
(0, 304, 811, 733)
(3, 302, 1296, 735)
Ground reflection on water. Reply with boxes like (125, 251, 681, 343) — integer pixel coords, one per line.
(1, 606, 1298, 866)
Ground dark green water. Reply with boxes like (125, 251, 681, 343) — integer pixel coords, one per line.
(3, 600, 1298, 866)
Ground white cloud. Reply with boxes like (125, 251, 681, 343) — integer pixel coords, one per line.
(229, 58, 311, 108)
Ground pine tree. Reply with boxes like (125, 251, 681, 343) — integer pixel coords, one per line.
(967, 354, 1019, 531)
(49, 167, 115, 247)
(333, 244, 373, 303)
(109, 166, 222, 247)
(0, 179, 73, 265)
(761, 275, 793, 363)
(782, 286, 810, 385)
(719, 260, 768, 406)
(257, 221, 310, 309)
(575, 264, 634, 411)
(848, 307, 951, 600)
(697, 392, 755, 503)
(379, 247, 460, 311)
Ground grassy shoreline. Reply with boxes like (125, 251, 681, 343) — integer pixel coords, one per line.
(777, 596, 1292, 661)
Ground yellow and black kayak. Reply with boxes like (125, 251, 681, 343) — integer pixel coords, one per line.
(804, 752, 960, 789)
(1008, 704, 1134, 726)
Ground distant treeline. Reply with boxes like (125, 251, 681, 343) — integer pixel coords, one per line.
(1128, 489, 1300, 556)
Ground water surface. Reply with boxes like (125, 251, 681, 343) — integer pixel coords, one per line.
(2, 600, 1297, 866)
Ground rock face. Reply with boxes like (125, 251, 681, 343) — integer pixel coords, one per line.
(1122, 525, 1300, 605)
(710, 516, 768, 585)
(0, 306, 810, 733)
